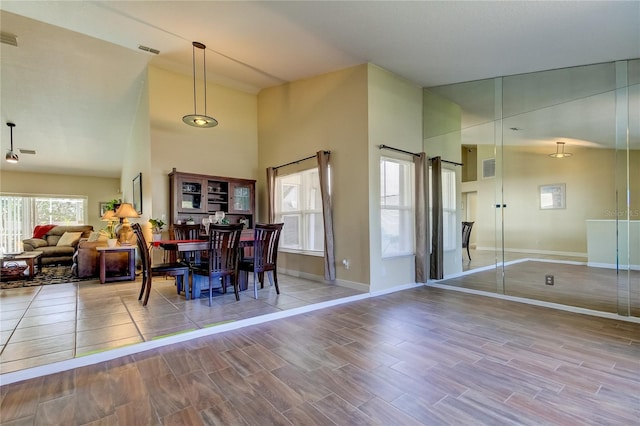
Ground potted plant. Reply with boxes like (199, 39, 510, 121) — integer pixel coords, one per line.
(100, 219, 119, 247)
(185, 217, 195, 225)
(149, 218, 166, 241)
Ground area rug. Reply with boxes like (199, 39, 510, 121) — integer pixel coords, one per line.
(0, 265, 91, 289)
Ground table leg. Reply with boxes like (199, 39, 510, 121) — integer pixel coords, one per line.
(99, 251, 107, 284)
(25, 257, 34, 279)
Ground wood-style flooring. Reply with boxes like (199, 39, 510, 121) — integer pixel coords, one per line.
(457, 250, 640, 316)
(1, 275, 364, 375)
(1, 286, 638, 425)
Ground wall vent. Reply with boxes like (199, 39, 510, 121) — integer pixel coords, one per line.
(1, 32, 18, 47)
(482, 158, 496, 179)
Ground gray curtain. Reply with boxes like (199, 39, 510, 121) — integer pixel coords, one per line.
(430, 156, 444, 279)
(414, 153, 429, 283)
(317, 151, 336, 281)
(266, 167, 277, 223)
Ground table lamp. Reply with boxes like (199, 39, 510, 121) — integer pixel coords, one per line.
(114, 203, 140, 243)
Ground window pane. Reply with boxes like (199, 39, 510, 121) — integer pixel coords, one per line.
(306, 212, 325, 251)
(281, 214, 301, 249)
(380, 157, 414, 257)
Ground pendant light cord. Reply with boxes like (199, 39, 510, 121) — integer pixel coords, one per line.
(191, 43, 197, 114)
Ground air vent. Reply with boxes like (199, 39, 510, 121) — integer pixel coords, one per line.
(138, 45, 160, 55)
(19, 149, 36, 155)
(1, 32, 18, 47)
(482, 158, 495, 179)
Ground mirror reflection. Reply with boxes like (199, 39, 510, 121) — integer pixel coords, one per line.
(425, 59, 639, 317)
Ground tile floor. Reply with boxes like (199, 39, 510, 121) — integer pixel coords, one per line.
(0, 274, 365, 375)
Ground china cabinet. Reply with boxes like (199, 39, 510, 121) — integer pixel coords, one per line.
(169, 169, 255, 228)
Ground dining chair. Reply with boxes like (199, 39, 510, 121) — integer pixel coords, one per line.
(239, 223, 284, 299)
(132, 223, 190, 305)
(190, 223, 243, 306)
(462, 221, 474, 261)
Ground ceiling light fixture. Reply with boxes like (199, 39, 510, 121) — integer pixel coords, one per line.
(5, 122, 18, 163)
(549, 141, 572, 158)
(183, 41, 218, 128)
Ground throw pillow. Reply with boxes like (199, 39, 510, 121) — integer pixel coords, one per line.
(56, 231, 83, 247)
(33, 224, 56, 239)
(87, 231, 101, 242)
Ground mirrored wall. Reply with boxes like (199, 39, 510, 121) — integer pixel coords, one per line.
(424, 59, 639, 318)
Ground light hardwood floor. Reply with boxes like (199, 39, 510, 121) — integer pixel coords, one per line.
(1, 285, 638, 425)
(0, 275, 364, 375)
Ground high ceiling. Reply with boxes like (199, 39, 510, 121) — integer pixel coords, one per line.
(1, 1, 639, 177)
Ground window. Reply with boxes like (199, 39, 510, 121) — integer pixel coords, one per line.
(275, 169, 325, 254)
(0, 194, 87, 253)
(380, 157, 414, 257)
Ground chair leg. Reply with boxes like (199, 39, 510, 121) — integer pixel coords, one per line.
(208, 276, 213, 307)
(253, 270, 259, 299)
(183, 272, 190, 300)
(467, 246, 471, 260)
(138, 273, 147, 301)
(272, 269, 280, 294)
(232, 274, 240, 301)
(143, 274, 152, 306)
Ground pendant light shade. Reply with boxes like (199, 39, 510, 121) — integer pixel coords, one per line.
(549, 141, 572, 158)
(5, 122, 18, 163)
(183, 41, 218, 128)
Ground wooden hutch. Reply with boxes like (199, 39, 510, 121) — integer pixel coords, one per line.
(168, 168, 255, 229)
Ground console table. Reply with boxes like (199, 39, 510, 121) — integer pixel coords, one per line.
(96, 246, 136, 283)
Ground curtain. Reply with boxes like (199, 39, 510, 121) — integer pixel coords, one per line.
(430, 156, 444, 279)
(317, 151, 336, 281)
(266, 167, 277, 223)
(414, 153, 429, 283)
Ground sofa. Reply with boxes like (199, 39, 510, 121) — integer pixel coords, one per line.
(22, 225, 93, 265)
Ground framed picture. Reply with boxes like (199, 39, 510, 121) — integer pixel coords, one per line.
(133, 173, 142, 214)
(99, 202, 110, 217)
(540, 183, 565, 209)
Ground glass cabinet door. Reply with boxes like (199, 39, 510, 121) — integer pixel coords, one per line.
(230, 183, 251, 213)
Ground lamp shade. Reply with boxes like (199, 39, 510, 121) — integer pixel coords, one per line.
(114, 203, 140, 219)
(101, 210, 116, 221)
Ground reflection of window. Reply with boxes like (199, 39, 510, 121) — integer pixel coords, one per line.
(0, 194, 88, 252)
(429, 167, 457, 251)
(275, 169, 324, 253)
(380, 157, 414, 257)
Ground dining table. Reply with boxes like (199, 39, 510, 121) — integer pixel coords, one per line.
(152, 229, 255, 298)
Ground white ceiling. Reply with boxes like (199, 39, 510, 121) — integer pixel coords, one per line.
(1, 1, 639, 177)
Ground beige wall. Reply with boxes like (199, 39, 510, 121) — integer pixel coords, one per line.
(258, 64, 370, 287)
(0, 170, 120, 232)
(148, 66, 258, 238)
(368, 65, 423, 292)
(473, 145, 640, 256)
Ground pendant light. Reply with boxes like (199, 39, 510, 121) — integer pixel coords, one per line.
(183, 41, 218, 128)
(549, 141, 572, 158)
(5, 122, 18, 163)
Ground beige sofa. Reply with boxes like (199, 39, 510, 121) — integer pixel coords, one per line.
(22, 225, 93, 265)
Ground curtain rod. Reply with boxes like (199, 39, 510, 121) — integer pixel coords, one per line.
(272, 150, 331, 170)
(378, 144, 463, 166)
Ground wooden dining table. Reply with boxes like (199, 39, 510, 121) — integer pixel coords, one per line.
(151, 230, 254, 298)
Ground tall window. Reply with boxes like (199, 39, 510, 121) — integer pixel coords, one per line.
(0, 194, 87, 253)
(380, 157, 414, 257)
(275, 168, 324, 254)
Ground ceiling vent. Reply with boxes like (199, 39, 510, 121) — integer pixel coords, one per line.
(19, 148, 36, 155)
(138, 45, 160, 55)
(1, 32, 18, 47)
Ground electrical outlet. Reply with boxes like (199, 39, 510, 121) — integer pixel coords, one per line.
(545, 275, 554, 286)
(342, 259, 350, 270)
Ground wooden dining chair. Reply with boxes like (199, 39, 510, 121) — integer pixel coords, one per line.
(132, 223, 190, 305)
(171, 223, 202, 265)
(190, 223, 243, 306)
(239, 223, 284, 299)
(462, 221, 474, 261)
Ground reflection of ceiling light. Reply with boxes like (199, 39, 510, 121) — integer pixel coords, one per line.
(183, 41, 218, 128)
(509, 127, 522, 131)
(5, 122, 18, 163)
(549, 141, 572, 158)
